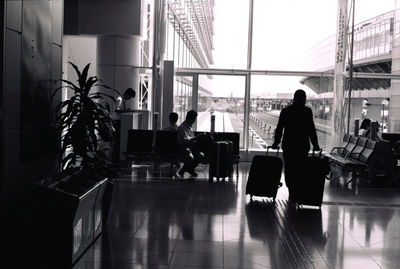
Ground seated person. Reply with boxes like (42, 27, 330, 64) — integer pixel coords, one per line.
(359, 118, 371, 137)
(164, 112, 178, 132)
(362, 121, 395, 174)
(374, 139, 397, 175)
(365, 121, 384, 142)
(176, 110, 207, 177)
(163, 112, 180, 168)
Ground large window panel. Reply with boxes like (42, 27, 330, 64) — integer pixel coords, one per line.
(251, 0, 394, 72)
(197, 75, 246, 149)
(251, 0, 337, 71)
(174, 76, 193, 124)
(211, 1, 249, 69)
(166, 0, 400, 151)
(248, 75, 332, 151)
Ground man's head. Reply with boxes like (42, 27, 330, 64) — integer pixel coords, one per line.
(169, 112, 178, 125)
(293, 89, 306, 106)
(360, 118, 371, 129)
(185, 110, 198, 125)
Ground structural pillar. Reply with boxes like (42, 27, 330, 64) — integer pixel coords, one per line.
(161, 60, 174, 129)
(390, 1, 400, 132)
(332, 0, 348, 148)
(97, 35, 141, 110)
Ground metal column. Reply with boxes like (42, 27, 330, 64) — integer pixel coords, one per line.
(244, 0, 254, 151)
(192, 74, 199, 131)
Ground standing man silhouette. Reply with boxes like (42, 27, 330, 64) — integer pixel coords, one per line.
(271, 89, 320, 201)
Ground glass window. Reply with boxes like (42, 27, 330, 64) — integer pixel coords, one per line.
(211, 1, 249, 69)
(174, 76, 193, 124)
(248, 75, 333, 151)
(164, 0, 399, 151)
(251, 0, 337, 71)
(196, 75, 246, 149)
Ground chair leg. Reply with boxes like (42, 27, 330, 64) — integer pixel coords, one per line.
(345, 178, 353, 185)
(345, 167, 355, 185)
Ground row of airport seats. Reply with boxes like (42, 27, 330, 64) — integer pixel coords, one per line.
(382, 133, 400, 156)
(327, 134, 398, 184)
(124, 129, 241, 175)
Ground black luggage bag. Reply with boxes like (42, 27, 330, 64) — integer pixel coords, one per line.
(209, 141, 233, 181)
(246, 146, 283, 201)
(294, 150, 330, 208)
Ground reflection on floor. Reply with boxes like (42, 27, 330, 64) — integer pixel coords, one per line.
(75, 162, 400, 269)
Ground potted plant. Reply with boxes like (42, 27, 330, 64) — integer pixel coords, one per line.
(57, 60, 120, 220)
(56, 62, 118, 178)
(35, 62, 120, 267)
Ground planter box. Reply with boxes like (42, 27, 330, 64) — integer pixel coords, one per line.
(34, 171, 109, 267)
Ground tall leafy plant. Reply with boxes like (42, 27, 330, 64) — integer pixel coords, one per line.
(53, 62, 119, 179)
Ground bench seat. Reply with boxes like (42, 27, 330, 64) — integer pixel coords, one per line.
(327, 153, 368, 168)
(326, 135, 376, 184)
(325, 134, 400, 185)
(124, 129, 241, 175)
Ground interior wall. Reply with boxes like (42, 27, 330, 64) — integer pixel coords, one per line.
(64, 0, 143, 36)
(2, 0, 63, 206)
(62, 35, 97, 99)
(1, 0, 63, 267)
(0, 2, 4, 267)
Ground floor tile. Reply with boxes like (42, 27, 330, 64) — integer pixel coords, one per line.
(170, 251, 224, 267)
(72, 162, 400, 269)
(324, 257, 381, 269)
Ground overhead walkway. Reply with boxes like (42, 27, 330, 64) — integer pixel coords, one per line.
(301, 11, 394, 94)
(301, 58, 392, 94)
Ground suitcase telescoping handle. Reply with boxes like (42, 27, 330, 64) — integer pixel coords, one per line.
(311, 149, 323, 157)
(266, 146, 280, 157)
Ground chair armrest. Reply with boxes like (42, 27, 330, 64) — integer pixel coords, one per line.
(345, 152, 361, 160)
(330, 147, 345, 153)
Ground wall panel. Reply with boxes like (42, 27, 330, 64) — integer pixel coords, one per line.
(4, 30, 21, 130)
(5, 0, 22, 32)
(21, 0, 52, 126)
(51, 0, 63, 46)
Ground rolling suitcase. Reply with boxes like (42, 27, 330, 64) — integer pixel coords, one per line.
(209, 141, 233, 181)
(246, 146, 283, 201)
(294, 150, 330, 208)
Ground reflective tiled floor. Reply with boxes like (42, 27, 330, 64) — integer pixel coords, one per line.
(76, 162, 400, 269)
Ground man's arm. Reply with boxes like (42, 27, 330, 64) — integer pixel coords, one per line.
(177, 127, 192, 147)
(272, 109, 285, 148)
(308, 108, 320, 150)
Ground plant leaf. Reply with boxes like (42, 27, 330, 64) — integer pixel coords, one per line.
(69, 62, 82, 82)
(80, 63, 91, 90)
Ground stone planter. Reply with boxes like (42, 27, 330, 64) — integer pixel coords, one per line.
(34, 171, 110, 268)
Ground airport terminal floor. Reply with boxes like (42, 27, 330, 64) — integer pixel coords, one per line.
(74, 162, 400, 269)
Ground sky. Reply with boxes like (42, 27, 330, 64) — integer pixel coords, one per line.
(208, 0, 396, 98)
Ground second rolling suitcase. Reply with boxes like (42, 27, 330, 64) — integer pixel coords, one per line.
(246, 146, 283, 201)
(293, 150, 330, 208)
